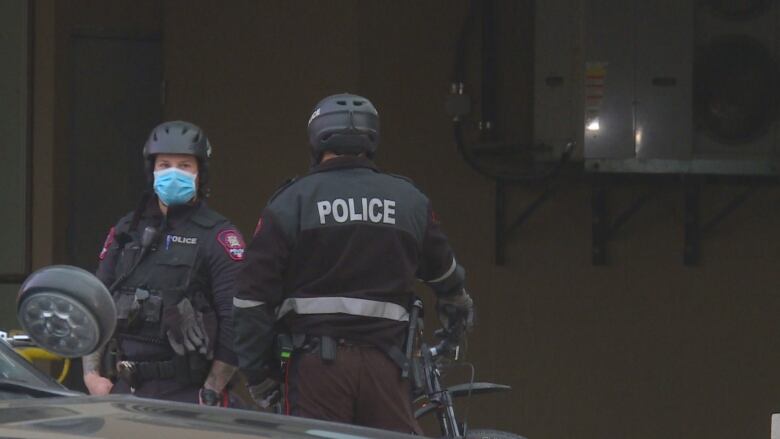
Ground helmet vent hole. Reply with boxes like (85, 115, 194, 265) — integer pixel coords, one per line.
(336, 100, 347, 105)
(193, 133, 200, 142)
(353, 101, 363, 106)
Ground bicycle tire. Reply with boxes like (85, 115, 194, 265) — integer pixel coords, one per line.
(465, 428, 527, 439)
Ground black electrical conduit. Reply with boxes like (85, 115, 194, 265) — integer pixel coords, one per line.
(449, 0, 574, 183)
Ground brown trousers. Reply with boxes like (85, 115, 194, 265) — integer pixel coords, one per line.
(285, 344, 423, 435)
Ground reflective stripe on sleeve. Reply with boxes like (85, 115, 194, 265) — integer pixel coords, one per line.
(276, 297, 409, 322)
(427, 258, 457, 284)
(233, 298, 265, 308)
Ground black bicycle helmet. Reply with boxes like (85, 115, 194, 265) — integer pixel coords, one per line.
(142, 120, 212, 196)
(143, 120, 211, 160)
(307, 93, 380, 162)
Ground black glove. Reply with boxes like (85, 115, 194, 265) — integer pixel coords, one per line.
(248, 377, 281, 409)
(163, 297, 211, 358)
(436, 289, 475, 335)
(199, 387, 228, 407)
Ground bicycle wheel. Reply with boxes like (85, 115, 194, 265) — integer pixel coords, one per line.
(465, 428, 527, 439)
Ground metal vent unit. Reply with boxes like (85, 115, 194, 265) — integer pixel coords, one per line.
(583, 0, 780, 175)
(533, 0, 583, 161)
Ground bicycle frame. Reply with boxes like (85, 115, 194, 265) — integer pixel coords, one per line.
(408, 301, 511, 439)
(415, 339, 462, 437)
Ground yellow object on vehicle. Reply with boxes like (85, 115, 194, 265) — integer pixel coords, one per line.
(16, 347, 71, 384)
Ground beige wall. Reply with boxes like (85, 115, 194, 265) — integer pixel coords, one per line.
(30, 1, 780, 438)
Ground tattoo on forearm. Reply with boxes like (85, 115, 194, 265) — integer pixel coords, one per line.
(204, 360, 237, 392)
(82, 347, 105, 376)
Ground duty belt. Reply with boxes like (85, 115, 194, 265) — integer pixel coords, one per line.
(116, 358, 181, 389)
(286, 334, 409, 375)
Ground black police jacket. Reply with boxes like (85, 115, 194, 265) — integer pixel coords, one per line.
(96, 198, 245, 364)
(233, 156, 466, 382)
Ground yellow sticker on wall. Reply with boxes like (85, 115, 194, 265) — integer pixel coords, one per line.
(585, 62, 608, 131)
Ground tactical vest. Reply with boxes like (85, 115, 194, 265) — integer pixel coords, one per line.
(112, 207, 223, 351)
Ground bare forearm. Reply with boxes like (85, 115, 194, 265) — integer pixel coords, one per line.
(82, 346, 105, 376)
(203, 360, 236, 393)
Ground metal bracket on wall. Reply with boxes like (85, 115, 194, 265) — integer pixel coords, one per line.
(495, 179, 560, 265)
(682, 176, 700, 266)
(593, 174, 766, 266)
(591, 176, 655, 265)
(683, 177, 758, 266)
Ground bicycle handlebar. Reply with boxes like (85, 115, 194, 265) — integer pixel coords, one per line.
(430, 328, 463, 360)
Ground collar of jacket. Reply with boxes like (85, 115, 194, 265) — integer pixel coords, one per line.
(309, 155, 379, 175)
(144, 195, 203, 229)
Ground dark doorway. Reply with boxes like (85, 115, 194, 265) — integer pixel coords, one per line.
(67, 35, 162, 271)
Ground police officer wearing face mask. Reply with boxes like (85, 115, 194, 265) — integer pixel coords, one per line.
(82, 121, 246, 406)
(233, 94, 475, 433)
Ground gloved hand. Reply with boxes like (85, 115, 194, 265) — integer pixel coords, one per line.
(163, 297, 211, 358)
(199, 387, 229, 407)
(436, 289, 475, 336)
(248, 377, 281, 409)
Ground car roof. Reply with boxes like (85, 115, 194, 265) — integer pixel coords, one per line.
(0, 394, 418, 439)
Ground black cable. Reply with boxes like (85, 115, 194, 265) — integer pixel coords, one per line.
(460, 362, 477, 437)
(452, 0, 479, 85)
(480, 0, 497, 137)
(450, 0, 574, 183)
(108, 224, 160, 293)
(438, 359, 477, 438)
(129, 189, 153, 233)
(455, 120, 574, 182)
(107, 250, 147, 293)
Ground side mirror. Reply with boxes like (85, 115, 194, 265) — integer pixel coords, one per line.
(16, 265, 116, 358)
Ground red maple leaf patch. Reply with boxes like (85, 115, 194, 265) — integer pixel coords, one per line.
(217, 229, 246, 261)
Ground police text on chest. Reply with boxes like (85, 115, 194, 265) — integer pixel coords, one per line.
(316, 198, 396, 225)
(167, 235, 198, 245)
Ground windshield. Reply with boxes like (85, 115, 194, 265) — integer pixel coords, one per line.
(0, 340, 59, 389)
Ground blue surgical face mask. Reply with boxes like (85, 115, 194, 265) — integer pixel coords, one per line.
(153, 168, 198, 206)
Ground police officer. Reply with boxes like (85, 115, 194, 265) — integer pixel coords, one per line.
(82, 121, 246, 406)
(233, 94, 475, 432)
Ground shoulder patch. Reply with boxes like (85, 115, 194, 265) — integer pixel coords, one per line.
(99, 227, 116, 260)
(217, 229, 246, 261)
(431, 209, 441, 225)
